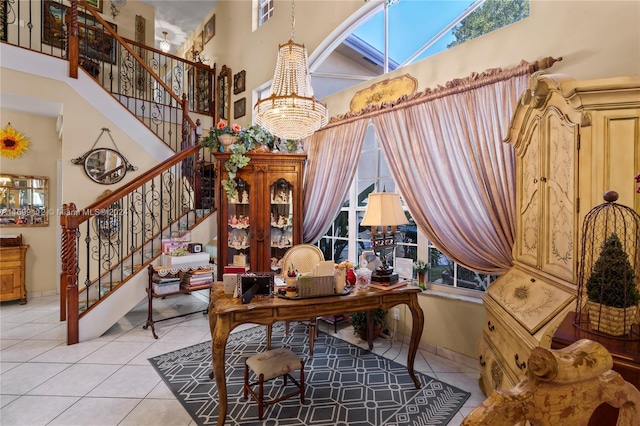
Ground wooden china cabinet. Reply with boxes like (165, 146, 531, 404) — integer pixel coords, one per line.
(478, 74, 640, 395)
(215, 153, 306, 280)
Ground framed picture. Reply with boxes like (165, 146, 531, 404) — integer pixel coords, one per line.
(238, 273, 274, 303)
(86, 0, 103, 13)
(204, 15, 215, 44)
(234, 98, 246, 119)
(233, 70, 246, 95)
(42, 1, 117, 64)
(194, 31, 203, 54)
(134, 15, 145, 45)
(0, 1, 7, 42)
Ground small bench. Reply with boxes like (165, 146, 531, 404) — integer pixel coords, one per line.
(243, 348, 305, 420)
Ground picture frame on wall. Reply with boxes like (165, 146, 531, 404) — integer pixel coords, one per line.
(194, 31, 203, 53)
(204, 15, 215, 44)
(0, 1, 7, 42)
(86, 0, 103, 13)
(42, 1, 117, 64)
(234, 98, 246, 119)
(233, 70, 246, 94)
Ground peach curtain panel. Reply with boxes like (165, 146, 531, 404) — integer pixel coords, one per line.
(302, 119, 369, 243)
(370, 68, 531, 274)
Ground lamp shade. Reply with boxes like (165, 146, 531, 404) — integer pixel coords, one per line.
(361, 192, 408, 227)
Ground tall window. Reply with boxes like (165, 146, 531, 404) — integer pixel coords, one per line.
(317, 123, 496, 293)
(258, 0, 274, 27)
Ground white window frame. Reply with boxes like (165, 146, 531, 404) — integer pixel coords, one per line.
(258, 0, 274, 27)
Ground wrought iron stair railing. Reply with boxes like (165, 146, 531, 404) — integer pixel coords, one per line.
(2, 0, 219, 344)
(61, 143, 216, 345)
(2, 0, 216, 152)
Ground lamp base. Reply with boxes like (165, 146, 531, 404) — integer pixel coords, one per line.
(371, 270, 399, 284)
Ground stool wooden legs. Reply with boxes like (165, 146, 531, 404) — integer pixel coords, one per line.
(243, 361, 305, 420)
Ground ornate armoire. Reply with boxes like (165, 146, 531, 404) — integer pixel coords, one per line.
(478, 73, 640, 394)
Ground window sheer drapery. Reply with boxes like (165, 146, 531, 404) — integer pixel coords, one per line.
(306, 58, 559, 274)
(372, 68, 530, 274)
(302, 119, 369, 243)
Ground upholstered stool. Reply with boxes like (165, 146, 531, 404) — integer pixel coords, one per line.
(243, 348, 305, 420)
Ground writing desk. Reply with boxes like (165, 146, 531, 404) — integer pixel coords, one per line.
(208, 283, 424, 426)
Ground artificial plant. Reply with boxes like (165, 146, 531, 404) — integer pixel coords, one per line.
(586, 233, 639, 308)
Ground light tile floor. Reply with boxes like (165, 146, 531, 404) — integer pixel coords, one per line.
(0, 293, 484, 425)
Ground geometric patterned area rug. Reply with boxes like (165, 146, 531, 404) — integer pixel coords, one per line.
(149, 322, 470, 425)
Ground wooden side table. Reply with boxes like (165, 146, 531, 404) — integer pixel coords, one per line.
(551, 311, 640, 425)
(0, 244, 29, 304)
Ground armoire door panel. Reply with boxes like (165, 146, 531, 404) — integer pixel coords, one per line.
(516, 119, 541, 267)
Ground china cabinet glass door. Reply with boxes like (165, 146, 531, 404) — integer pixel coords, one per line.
(227, 178, 250, 268)
(270, 178, 293, 274)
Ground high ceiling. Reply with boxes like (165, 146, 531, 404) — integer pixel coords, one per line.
(141, 0, 217, 54)
(137, 1, 524, 100)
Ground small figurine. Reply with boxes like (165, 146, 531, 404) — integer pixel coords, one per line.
(230, 214, 238, 225)
(242, 191, 249, 204)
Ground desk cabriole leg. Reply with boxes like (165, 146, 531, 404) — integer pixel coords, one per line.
(407, 294, 425, 388)
(366, 310, 374, 350)
(266, 324, 272, 350)
(213, 315, 231, 426)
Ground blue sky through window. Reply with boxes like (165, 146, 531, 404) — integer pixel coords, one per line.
(353, 0, 475, 66)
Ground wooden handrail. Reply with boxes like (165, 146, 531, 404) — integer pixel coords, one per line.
(69, 0, 188, 120)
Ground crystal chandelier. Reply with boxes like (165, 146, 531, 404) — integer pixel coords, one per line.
(159, 31, 171, 53)
(254, 0, 328, 140)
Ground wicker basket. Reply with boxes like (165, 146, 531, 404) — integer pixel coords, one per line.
(587, 301, 639, 336)
(297, 276, 335, 298)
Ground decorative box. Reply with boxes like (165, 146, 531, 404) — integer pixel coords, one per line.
(224, 265, 250, 274)
(297, 276, 334, 298)
(161, 252, 210, 269)
(153, 281, 180, 295)
(188, 243, 203, 253)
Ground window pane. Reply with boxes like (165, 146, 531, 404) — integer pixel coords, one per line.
(456, 264, 485, 291)
(358, 151, 377, 180)
(333, 210, 348, 238)
(428, 247, 452, 285)
(357, 181, 375, 207)
(318, 238, 333, 262)
(333, 238, 349, 263)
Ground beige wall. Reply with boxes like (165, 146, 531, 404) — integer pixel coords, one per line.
(0, 110, 59, 296)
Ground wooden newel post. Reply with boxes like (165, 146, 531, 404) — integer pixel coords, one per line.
(60, 203, 80, 345)
(68, 1, 80, 79)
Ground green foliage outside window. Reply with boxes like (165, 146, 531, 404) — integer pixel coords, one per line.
(448, 0, 530, 48)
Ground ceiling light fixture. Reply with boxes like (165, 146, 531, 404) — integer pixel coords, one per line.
(254, 0, 328, 140)
(110, 0, 127, 20)
(159, 31, 171, 53)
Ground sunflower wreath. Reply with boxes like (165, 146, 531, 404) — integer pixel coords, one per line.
(0, 123, 30, 159)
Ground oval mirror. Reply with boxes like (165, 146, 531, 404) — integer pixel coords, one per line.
(84, 148, 127, 184)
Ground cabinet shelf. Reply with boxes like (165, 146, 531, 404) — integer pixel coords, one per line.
(229, 223, 250, 229)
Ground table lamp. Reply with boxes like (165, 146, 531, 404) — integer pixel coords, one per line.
(361, 191, 408, 284)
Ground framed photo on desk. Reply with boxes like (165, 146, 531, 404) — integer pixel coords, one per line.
(238, 273, 274, 303)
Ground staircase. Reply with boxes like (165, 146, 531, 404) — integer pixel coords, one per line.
(1, 0, 218, 344)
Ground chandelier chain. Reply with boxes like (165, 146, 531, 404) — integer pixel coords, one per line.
(290, 0, 295, 41)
